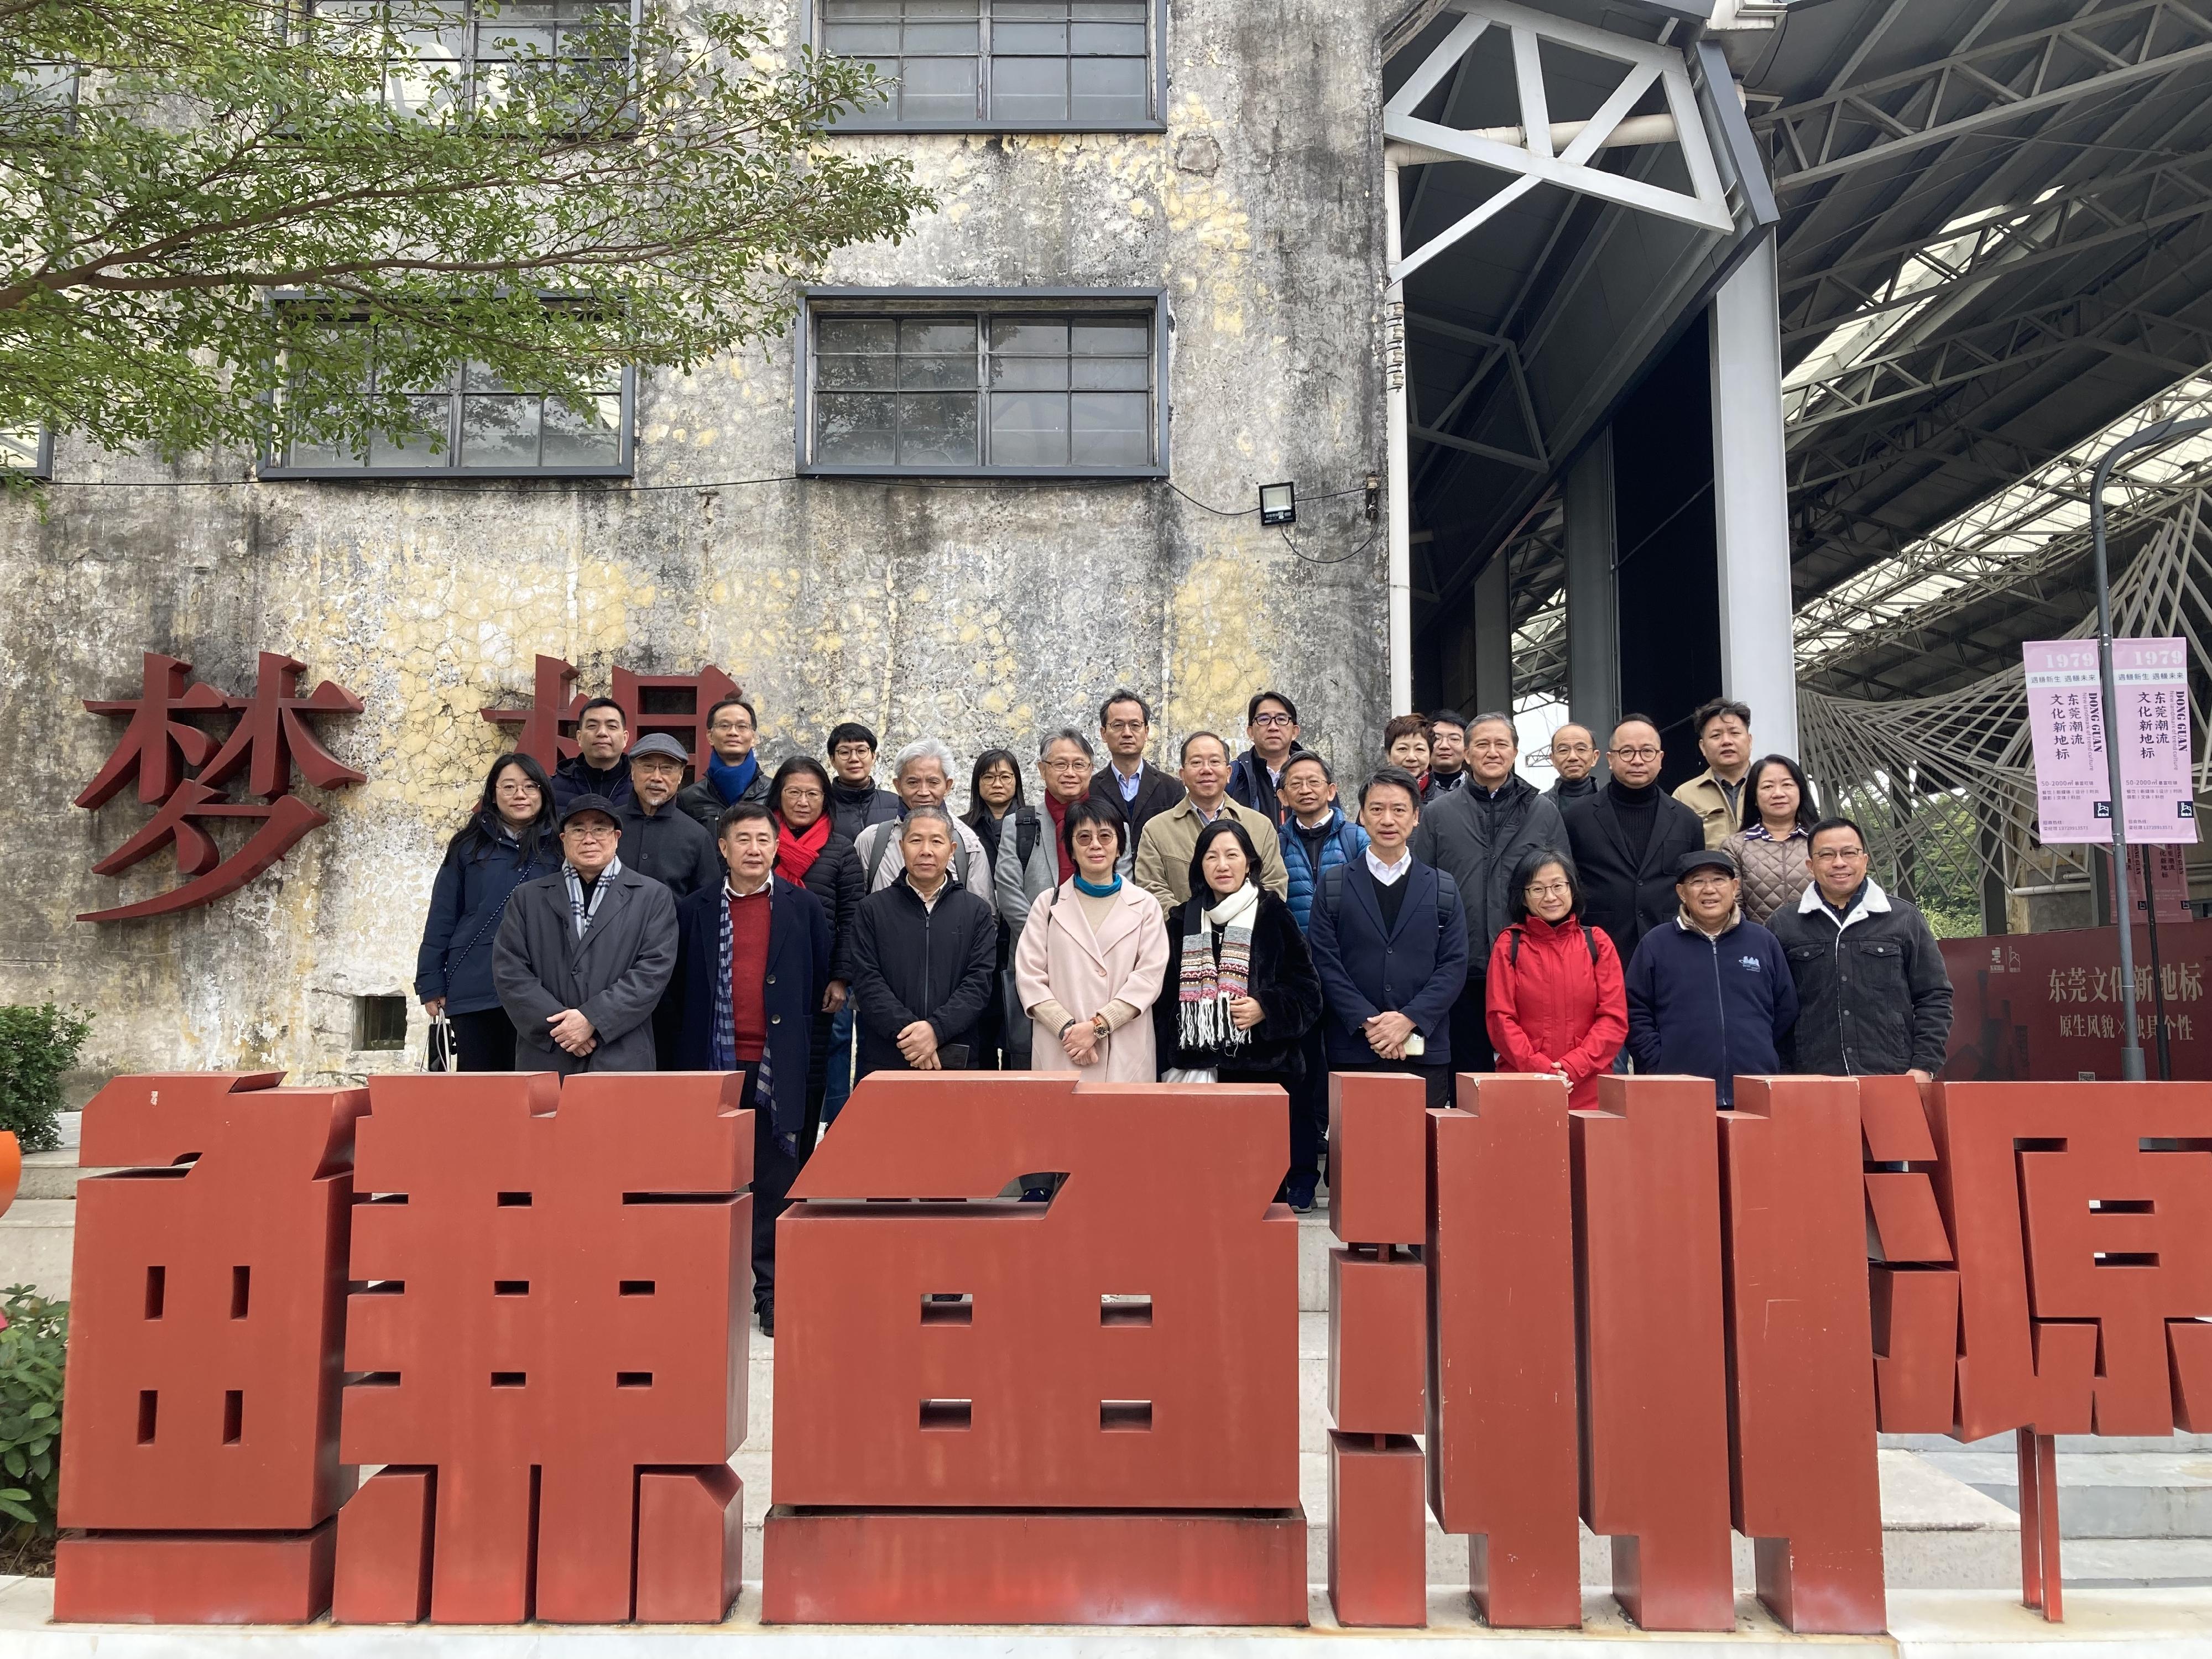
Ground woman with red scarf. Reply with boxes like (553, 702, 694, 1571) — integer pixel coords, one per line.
(768, 757, 865, 1131)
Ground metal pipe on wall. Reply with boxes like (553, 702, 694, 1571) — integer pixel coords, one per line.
(1384, 155, 1413, 713)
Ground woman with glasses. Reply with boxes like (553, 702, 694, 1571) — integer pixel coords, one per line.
(1483, 846, 1626, 1108)
(1722, 754, 1818, 924)
(962, 744, 1060, 1066)
(416, 752, 557, 1071)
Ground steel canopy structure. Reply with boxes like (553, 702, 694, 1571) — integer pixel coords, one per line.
(1386, 0, 2212, 720)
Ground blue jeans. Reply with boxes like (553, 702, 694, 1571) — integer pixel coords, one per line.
(823, 1004, 856, 1124)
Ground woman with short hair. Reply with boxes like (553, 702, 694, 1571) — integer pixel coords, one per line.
(1722, 754, 1818, 924)
(1015, 796, 1170, 1083)
(416, 752, 557, 1071)
(1484, 846, 1626, 1108)
(1384, 713, 1433, 796)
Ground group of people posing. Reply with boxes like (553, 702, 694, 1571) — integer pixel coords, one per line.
(414, 686, 1955, 1334)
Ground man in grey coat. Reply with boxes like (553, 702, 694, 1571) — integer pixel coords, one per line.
(1410, 711, 1566, 1084)
(492, 794, 680, 1074)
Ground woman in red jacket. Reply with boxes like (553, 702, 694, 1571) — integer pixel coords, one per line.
(1485, 847, 1627, 1107)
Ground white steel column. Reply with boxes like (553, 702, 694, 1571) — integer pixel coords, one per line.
(1563, 430, 1619, 739)
(1708, 234, 1799, 756)
(1384, 155, 1413, 713)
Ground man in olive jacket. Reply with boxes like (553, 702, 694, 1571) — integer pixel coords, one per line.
(493, 794, 680, 1074)
(1771, 816, 1954, 1078)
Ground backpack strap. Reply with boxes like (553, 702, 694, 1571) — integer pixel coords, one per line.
(1509, 925, 1521, 967)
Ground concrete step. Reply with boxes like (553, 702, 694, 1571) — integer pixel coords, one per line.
(1884, 1430, 2212, 1456)
(1912, 1448, 2212, 1539)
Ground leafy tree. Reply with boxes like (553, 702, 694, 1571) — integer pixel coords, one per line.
(0, 0, 928, 471)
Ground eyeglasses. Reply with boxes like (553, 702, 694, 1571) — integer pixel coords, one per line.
(1104, 718, 1146, 734)
(1683, 875, 1734, 891)
(564, 825, 618, 841)
(1523, 881, 1571, 898)
(1043, 758, 1089, 771)
(1813, 847, 1867, 863)
(1251, 712, 1295, 728)
(1609, 745, 1661, 761)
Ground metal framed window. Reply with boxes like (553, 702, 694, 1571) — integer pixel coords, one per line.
(1, 427, 53, 481)
(301, 0, 636, 119)
(812, 0, 1163, 132)
(262, 322, 634, 479)
(798, 289, 1167, 478)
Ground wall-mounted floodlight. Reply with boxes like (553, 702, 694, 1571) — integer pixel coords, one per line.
(1259, 482, 1296, 526)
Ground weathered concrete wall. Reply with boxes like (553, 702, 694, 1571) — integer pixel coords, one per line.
(0, 0, 1391, 1084)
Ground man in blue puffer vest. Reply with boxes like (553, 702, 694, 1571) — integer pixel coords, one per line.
(1624, 847, 1797, 1108)
(1276, 753, 1367, 1208)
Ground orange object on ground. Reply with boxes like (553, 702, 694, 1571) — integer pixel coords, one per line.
(1327, 1431, 1427, 1627)
(1328, 1246, 1426, 1436)
(1573, 1074, 1734, 1632)
(337, 1071, 752, 1625)
(1329, 1071, 1428, 1248)
(1721, 1077, 1886, 1634)
(0, 1129, 20, 1219)
(56, 1072, 364, 1623)
(765, 1071, 1301, 1624)
(1428, 1077, 1582, 1630)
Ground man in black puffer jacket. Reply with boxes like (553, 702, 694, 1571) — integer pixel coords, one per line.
(1411, 712, 1563, 1082)
(848, 809, 998, 1077)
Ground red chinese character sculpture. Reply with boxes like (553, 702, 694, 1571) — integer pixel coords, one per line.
(55, 1073, 367, 1623)
(76, 651, 362, 922)
(482, 654, 742, 773)
(335, 1071, 753, 1625)
(763, 1072, 1303, 1626)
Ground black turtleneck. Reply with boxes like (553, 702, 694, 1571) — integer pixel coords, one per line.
(1609, 777, 1661, 865)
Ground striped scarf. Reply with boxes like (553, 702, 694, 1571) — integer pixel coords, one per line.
(1177, 880, 1260, 1052)
(712, 882, 779, 1139)
(563, 856, 622, 941)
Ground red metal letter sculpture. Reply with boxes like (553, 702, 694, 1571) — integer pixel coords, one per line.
(763, 1072, 1303, 1625)
(76, 651, 363, 922)
(1429, 1074, 1582, 1629)
(482, 654, 742, 773)
(55, 1073, 366, 1623)
(334, 1071, 752, 1625)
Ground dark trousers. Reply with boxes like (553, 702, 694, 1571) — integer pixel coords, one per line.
(744, 1062, 804, 1311)
(450, 1006, 520, 1072)
(1446, 975, 1494, 1104)
(1340, 1057, 1452, 1109)
(1284, 1025, 1328, 1184)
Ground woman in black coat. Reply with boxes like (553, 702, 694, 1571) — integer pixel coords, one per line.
(415, 752, 557, 1071)
(1152, 820, 1323, 1195)
(768, 757, 866, 1133)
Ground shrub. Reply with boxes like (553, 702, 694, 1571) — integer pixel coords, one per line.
(0, 1287, 65, 1569)
(0, 1005, 91, 1155)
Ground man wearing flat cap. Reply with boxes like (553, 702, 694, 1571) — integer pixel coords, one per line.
(616, 733, 723, 900)
(492, 793, 680, 1074)
(1621, 846, 1797, 1107)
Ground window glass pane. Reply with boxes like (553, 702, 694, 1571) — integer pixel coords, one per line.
(988, 53, 1067, 121)
(990, 318, 1068, 356)
(899, 394, 979, 465)
(817, 393, 898, 464)
(368, 397, 452, 467)
(1070, 392, 1149, 466)
(1069, 20, 1145, 53)
(906, 0, 980, 15)
(822, 0, 902, 13)
(903, 20, 978, 51)
(1071, 318, 1148, 356)
(817, 350, 894, 390)
(990, 393, 1071, 466)
(461, 394, 541, 468)
(992, 354, 1068, 390)
(1071, 353, 1147, 389)
(1071, 1, 1146, 17)
(285, 434, 363, 469)
(900, 319, 977, 356)
(541, 394, 622, 465)
(895, 53, 977, 118)
(824, 20, 900, 51)
(1068, 55, 1147, 122)
(994, 1, 1070, 17)
(900, 351, 978, 391)
(992, 22, 1067, 52)
(820, 316, 897, 353)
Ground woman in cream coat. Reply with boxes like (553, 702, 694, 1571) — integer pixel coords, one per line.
(1016, 795, 1171, 1083)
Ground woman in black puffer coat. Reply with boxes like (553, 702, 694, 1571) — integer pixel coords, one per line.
(768, 758, 867, 1135)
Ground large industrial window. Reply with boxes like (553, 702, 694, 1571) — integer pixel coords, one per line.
(815, 0, 1161, 131)
(799, 292, 1166, 477)
(303, 0, 634, 120)
(263, 322, 634, 478)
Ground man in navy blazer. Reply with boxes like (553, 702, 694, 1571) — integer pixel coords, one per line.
(666, 802, 831, 1336)
(1308, 766, 1469, 1108)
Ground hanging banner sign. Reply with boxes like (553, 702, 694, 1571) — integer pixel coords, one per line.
(2025, 638, 2198, 846)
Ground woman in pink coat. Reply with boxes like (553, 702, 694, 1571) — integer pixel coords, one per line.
(1015, 796, 1171, 1083)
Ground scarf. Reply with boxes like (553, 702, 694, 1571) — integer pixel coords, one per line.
(708, 748, 759, 806)
(1043, 792, 1073, 881)
(713, 881, 784, 1142)
(562, 856, 620, 941)
(776, 812, 832, 883)
(1177, 880, 1260, 1052)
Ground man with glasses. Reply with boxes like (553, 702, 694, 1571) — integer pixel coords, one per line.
(1546, 723, 1601, 803)
(1622, 848, 1796, 1109)
(678, 696, 771, 830)
(1561, 716, 1706, 962)
(1411, 710, 1563, 1084)
(491, 794, 679, 1074)
(825, 721, 902, 842)
(1089, 688, 1185, 871)
(1228, 690, 1305, 823)
(1426, 711, 1470, 797)
(1771, 817, 1953, 1081)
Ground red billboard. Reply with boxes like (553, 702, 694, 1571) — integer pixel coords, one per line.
(1940, 921, 2212, 1081)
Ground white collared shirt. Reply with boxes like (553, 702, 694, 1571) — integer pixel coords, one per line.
(1366, 847, 1411, 886)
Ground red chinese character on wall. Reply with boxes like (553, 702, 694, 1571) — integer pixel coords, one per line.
(482, 654, 742, 773)
(75, 651, 363, 922)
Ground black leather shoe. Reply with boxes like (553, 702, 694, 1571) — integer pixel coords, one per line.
(757, 1298, 775, 1337)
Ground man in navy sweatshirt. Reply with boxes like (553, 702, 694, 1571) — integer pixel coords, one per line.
(1623, 847, 1797, 1107)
